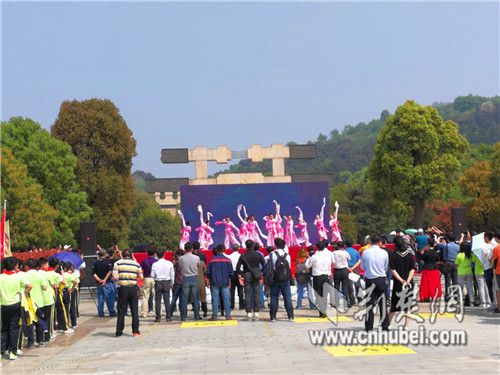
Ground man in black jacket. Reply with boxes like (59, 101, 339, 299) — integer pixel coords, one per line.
(236, 240, 265, 319)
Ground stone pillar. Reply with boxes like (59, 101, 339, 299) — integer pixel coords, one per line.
(272, 158, 285, 177)
(195, 160, 208, 179)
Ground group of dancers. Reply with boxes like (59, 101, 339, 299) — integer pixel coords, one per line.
(177, 198, 342, 250)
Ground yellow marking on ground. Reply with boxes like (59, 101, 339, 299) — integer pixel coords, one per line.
(263, 321, 275, 336)
(138, 321, 158, 343)
(324, 344, 416, 357)
(294, 317, 352, 323)
(181, 320, 238, 328)
(409, 313, 457, 319)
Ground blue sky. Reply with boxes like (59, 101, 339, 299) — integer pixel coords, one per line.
(2, 2, 499, 178)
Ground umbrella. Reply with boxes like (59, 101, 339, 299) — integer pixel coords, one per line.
(49, 252, 84, 268)
(405, 229, 418, 236)
(471, 232, 485, 259)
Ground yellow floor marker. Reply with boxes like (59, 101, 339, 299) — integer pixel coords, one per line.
(324, 344, 416, 357)
(409, 312, 457, 319)
(181, 320, 238, 328)
(294, 317, 352, 323)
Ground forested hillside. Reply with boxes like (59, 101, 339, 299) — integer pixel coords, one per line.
(217, 95, 499, 183)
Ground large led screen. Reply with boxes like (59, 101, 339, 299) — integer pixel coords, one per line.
(179, 182, 330, 247)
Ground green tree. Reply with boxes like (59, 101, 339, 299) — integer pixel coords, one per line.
(368, 100, 468, 228)
(1, 117, 92, 244)
(129, 209, 180, 251)
(1, 147, 58, 250)
(51, 99, 137, 246)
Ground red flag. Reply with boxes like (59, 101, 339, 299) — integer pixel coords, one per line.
(0, 201, 5, 259)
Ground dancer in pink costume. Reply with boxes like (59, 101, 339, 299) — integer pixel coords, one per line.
(195, 205, 214, 250)
(215, 216, 240, 249)
(273, 200, 285, 240)
(329, 201, 342, 243)
(236, 204, 250, 244)
(247, 215, 264, 247)
(314, 197, 329, 241)
(177, 210, 191, 250)
(262, 213, 277, 247)
(284, 214, 299, 247)
(295, 206, 311, 247)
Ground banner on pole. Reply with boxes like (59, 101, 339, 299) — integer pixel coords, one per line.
(4, 220, 11, 257)
(0, 202, 5, 259)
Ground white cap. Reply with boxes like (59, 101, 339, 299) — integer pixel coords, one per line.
(418, 228, 424, 233)
(63, 245, 71, 250)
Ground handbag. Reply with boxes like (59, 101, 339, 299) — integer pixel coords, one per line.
(242, 254, 262, 281)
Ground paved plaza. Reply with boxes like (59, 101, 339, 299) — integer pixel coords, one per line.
(1, 296, 499, 375)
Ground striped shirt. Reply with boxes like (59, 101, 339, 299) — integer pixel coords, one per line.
(113, 258, 142, 287)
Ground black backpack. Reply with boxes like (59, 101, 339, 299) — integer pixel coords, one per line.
(295, 261, 309, 284)
(263, 257, 275, 286)
(274, 252, 292, 282)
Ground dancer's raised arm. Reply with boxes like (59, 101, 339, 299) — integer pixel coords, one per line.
(319, 197, 326, 221)
(178, 210, 186, 228)
(198, 204, 204, 225)
(296, 206, 304, 221)
(273, 200, 281, 220)
(237, 205, 245, 223)
(334, 201, 339, 221)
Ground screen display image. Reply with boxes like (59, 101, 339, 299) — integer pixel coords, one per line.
(179, 182, 330, 247)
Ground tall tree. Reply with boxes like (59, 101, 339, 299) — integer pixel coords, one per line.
(368, 100, 468, 228)
(1, 117, 92, 244)
(1, 147, 58, 250)
(51, 99, 137, 246)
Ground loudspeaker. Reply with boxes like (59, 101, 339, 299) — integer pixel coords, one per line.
(80, 222, 96, 256)
(451, 207, 467, 236)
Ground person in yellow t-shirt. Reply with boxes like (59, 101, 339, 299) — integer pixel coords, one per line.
(1, 257, 32, 360)
(455, 242, 482, 306)
(23, 258, 48, 348)
(67, 263, 80, 328)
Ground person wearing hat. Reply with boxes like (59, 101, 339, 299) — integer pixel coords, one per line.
(416, 229, 428, 250)
(415, 229, 427, 272)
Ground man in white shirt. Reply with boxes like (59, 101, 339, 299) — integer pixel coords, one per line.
(360, 235, 390, 331)
(151, 249, 175, 322)
(227, 244, 244, 310)
(333, 241, 352, 309)
(305, 241, 335, 317)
